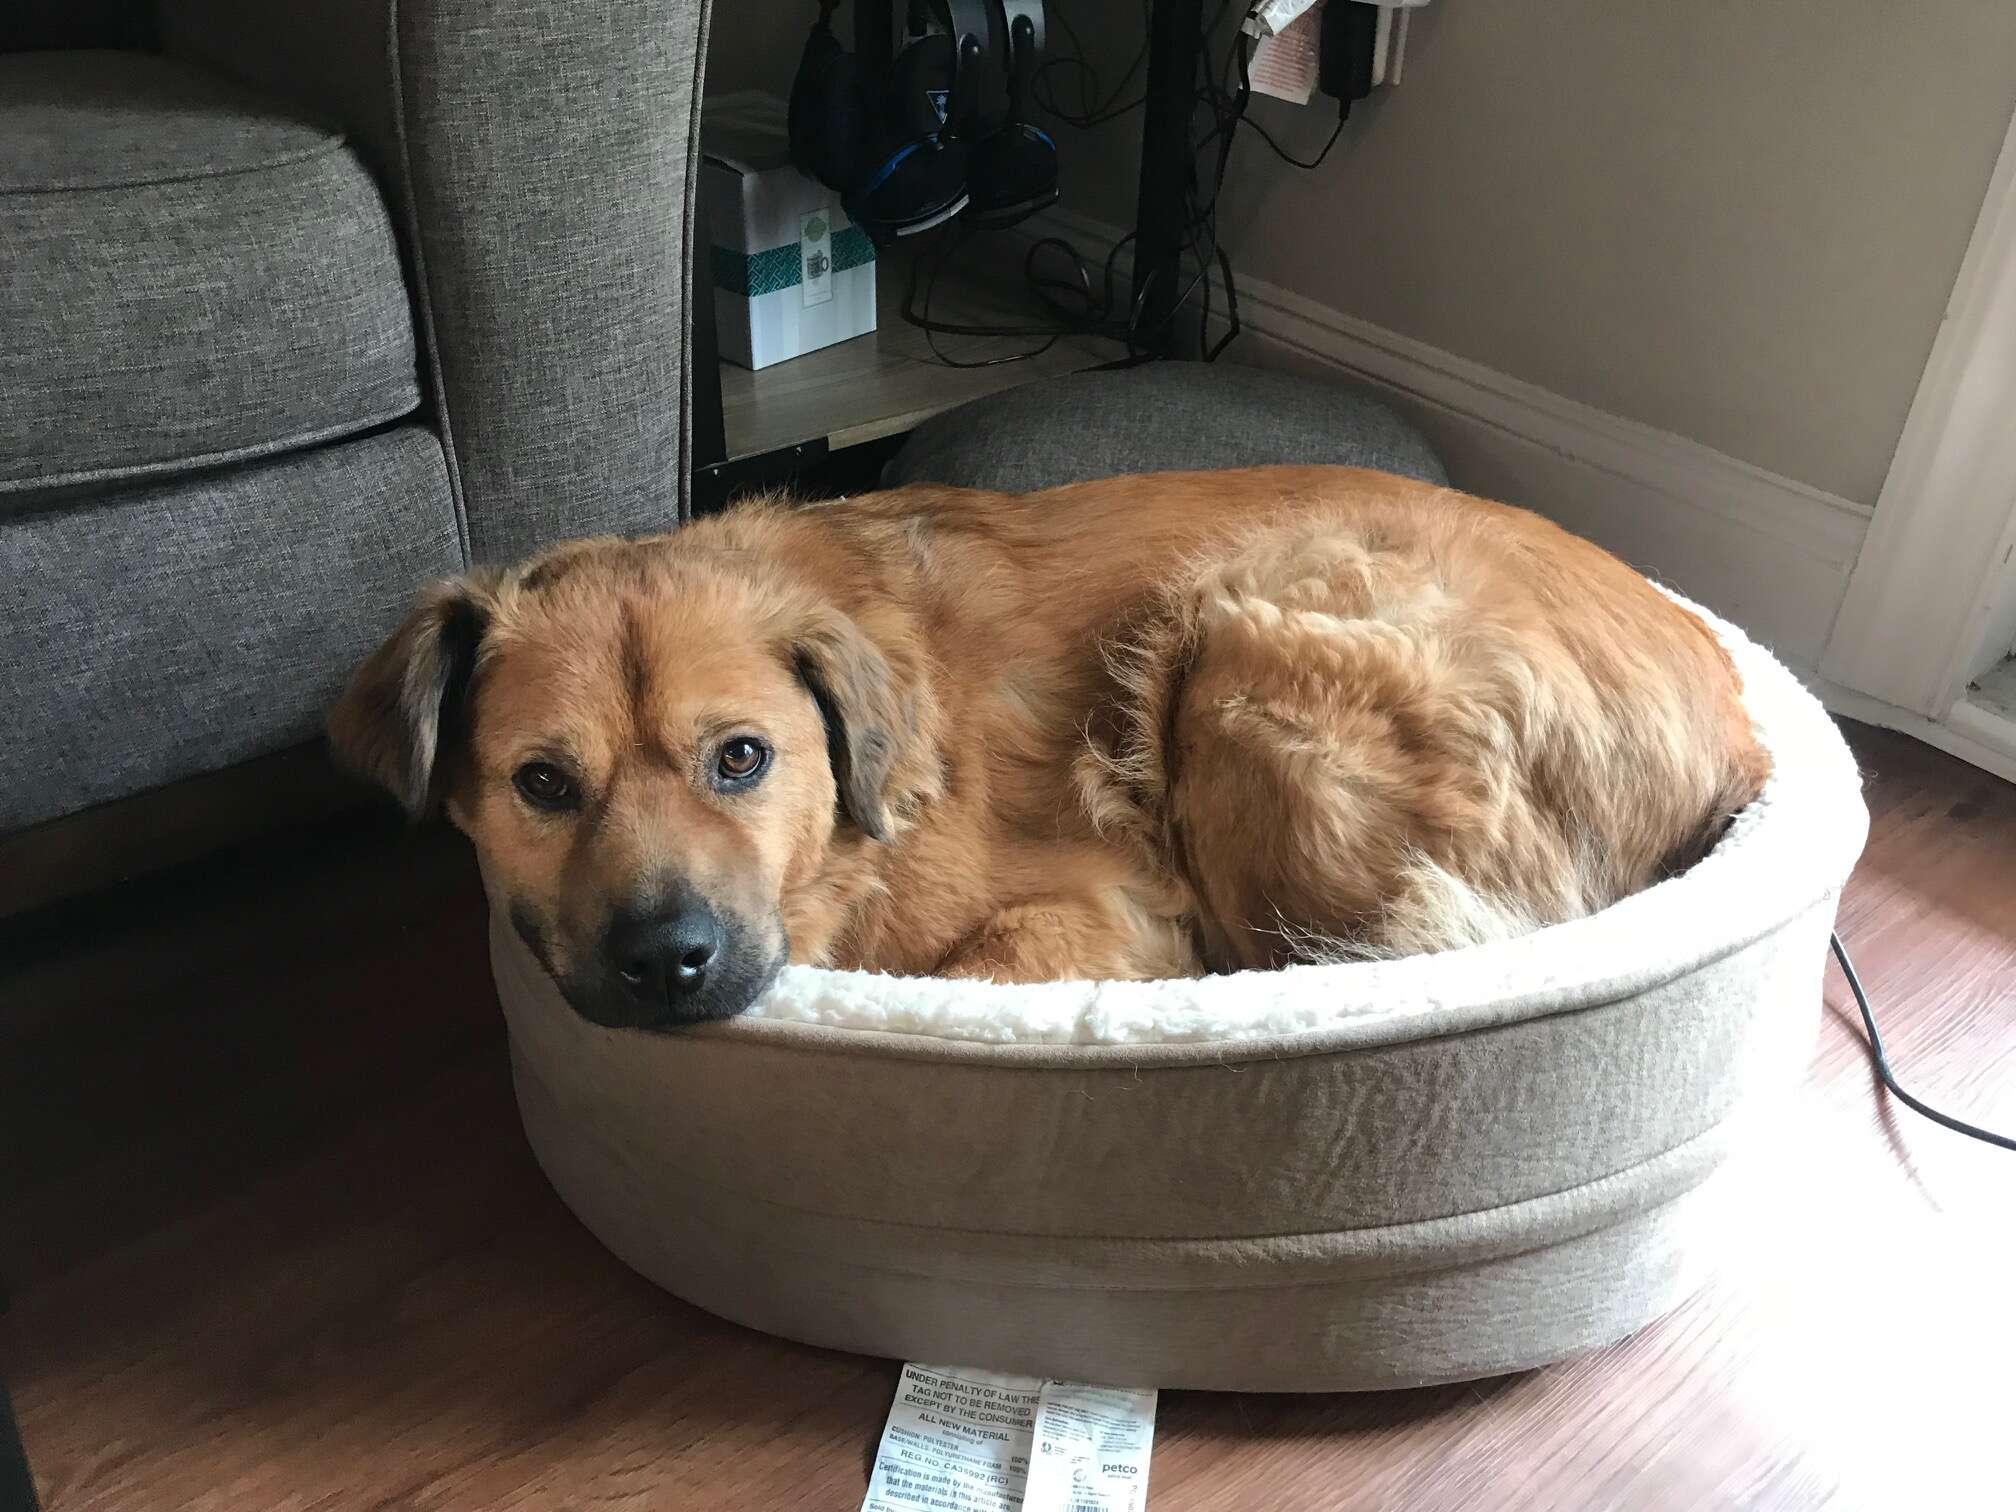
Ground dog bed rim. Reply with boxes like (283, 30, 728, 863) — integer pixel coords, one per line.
(652, 887, 1837, 1070)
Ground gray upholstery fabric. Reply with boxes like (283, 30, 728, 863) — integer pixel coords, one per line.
(884, 361, 1449, 494)
(161, 0, 715, 564)
(0, 53, 419, 497)
(0, 426, 461, 831)
(0, 5, 714, 833)
(1, 50, 327, 189)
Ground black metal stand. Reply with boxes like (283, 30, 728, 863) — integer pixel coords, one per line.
(1130, 0, 1207, 359)
(0, 1382, 35, 1512)
(1, 1275, 34, 1512)
(689, 156, 727, 491)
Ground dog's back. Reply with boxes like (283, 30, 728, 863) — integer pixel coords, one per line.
(1037, 468, 1771, 965)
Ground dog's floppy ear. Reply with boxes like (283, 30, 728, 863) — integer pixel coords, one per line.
(792, 608, 911, 843)
(328, 577, 494, 818)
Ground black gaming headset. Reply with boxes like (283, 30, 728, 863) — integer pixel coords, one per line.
(789, 0, 1058, 243)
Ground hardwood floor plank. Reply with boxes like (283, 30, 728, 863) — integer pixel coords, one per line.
(1, 819, 497, 1293)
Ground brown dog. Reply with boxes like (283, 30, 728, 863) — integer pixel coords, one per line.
(329, 465, 1769, 1027)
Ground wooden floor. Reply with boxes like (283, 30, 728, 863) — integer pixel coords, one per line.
(2, 721, 2011, 1511)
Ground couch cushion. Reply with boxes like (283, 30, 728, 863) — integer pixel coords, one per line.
(883, 361, 1449, 494)
(0, 51, 419, 498)
(1, 425, 460, 832)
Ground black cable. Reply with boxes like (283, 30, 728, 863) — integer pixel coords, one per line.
(902, 227, 1063, 367)
(1231, 30, 1346, 170)
(1185, 7, 1249, 357)
(1830, 932, 2014, 1151)
(1238, 106, 1345, 169)
(1025, 231, 1138, 338)
(1204, 239, 1239, 360)
(1022, 235, 1098, 321)
(1035, 0, 1153, 129)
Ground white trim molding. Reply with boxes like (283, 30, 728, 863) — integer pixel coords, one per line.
(1813, 678, 2016, 788)
(1817, 105, 2016, 719)
(1029, 207, 1872, 668)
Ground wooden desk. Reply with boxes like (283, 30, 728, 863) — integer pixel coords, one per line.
(718, 253, 1116, 464)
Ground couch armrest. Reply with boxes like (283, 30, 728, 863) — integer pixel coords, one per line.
(157, 0, 713, 565)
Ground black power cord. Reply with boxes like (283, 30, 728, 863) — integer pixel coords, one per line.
(1231, 30, 1345, 170)
(901, 227, 1066, 368)
(1035, 0, 1153, 127)
(1830, 931, 2014, 1151)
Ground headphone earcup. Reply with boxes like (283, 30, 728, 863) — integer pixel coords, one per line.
(789, 26, 869, 191)
(964, 122, 1058, 229)
(847, 136, 972, 241)
(845, 32, 971, 241)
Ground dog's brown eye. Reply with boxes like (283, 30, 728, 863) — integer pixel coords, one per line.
(513, 760, 577, 810)
(716, 737, 768, 784)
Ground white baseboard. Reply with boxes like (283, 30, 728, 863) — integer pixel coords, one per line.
(1943, 695, 2016, 781)
(1032, 207, 1874, 668)
(1808, 677, 2016, 786)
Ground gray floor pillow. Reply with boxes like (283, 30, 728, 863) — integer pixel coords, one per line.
(882, 360, 1447, 493)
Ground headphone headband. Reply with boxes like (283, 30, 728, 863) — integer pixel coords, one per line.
(925, 0, 1002, 137)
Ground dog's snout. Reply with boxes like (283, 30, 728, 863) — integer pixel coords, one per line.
(564, 885, 779, 1029)
(608, 899, 722, 1001)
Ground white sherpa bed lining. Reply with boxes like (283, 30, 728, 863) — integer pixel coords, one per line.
(723, 590, 1862, 1047)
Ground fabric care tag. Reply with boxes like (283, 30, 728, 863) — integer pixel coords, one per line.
(800, 208, 835, 308)
(1023, 1381, 1159, 1512)
(863, 1365, 1159, 1512)
(862, 1364, 1040, 1511)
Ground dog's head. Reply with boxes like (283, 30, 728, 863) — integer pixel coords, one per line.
(328, 524, 922, 1028)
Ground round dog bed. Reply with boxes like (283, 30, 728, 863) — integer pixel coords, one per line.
(489, 575, 1865, 1390)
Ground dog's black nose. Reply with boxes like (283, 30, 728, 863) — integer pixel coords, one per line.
(608, 900, 722, 1001)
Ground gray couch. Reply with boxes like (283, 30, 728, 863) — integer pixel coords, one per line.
(0, 0, 712, 854)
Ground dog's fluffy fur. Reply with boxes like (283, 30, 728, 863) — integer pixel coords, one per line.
(330, 465, 1769, 1021)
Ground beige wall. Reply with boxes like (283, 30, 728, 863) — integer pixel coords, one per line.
(1066, 1, 2016, 505)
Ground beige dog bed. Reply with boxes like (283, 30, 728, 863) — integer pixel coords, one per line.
(488, 596, 1865, 1391)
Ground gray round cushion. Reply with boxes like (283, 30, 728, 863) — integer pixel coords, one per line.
(883, 361, 1447, 494)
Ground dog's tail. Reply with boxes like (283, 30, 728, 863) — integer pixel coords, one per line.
(1275, 851, 1570, 964)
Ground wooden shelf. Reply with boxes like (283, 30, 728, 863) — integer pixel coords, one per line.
(719, 249, 1119, 463)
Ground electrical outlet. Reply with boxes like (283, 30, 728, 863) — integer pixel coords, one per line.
(1253, 2, 1428, 107)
